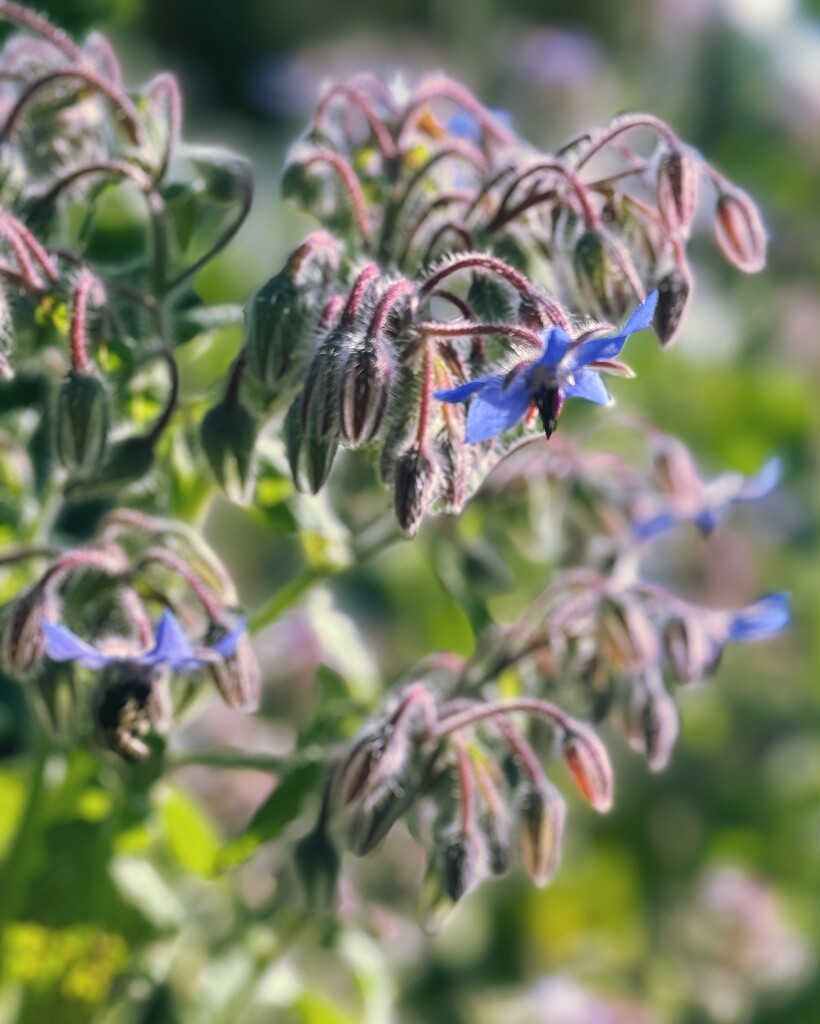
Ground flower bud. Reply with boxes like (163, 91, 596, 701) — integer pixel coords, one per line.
(656, 146, 698, 236)
(573, 230, 632, 321)
(714, 189, 767, 273)
(563, 725, 613, 813)
(516, 778, 566, 886)
(640, 688, 679, 772)
(0, 586, 49, 677)
(664, 613, 712, 685)
(441, 828, 489, 902)
(598, 597, 660, 674)
(284, 393, 338, 495)
(294, 826, 340, 911)
(466, 273, 518, 323)
(338, 339, 394, 447)
(482, 810, 512, 875)
(55, 370, 109, 474)
(245, 231, 341, 394)
(68, 436, 155, 497)
(393, 445, 437, 537)
(345, 783, 416, 856)
(200, 399, 257, 502)
(208, 630, 260, 712)
(653, 264, 691, 347)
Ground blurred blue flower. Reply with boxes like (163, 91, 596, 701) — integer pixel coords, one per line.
(435, 291, 657, 443)
(44, 609, 245, 673)
(726, 593, 791, 643)
(635, 456, 781, 540)
(448, 108, 514, 145)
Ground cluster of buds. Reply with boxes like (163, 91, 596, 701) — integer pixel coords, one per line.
(301, 680, 614, 915)
(0, 3, 253, 506)
(238, 73, 768, 533)
(0, 508, 259, 759)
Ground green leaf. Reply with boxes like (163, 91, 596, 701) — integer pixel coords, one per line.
(159, 786, 221, 878)
(219, 756, 325, 868)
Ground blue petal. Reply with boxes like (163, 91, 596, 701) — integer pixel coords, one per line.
(633, 511, 680, 540)
(448, 108, 514, 143)
(739, 457, 781, 502)
(562, 367, 611, 406)
(538, 327, 573, 368)
(728, 593, 791, 643)
(44, 621, 112, 670)
(622, 290, 658, 335)
(434, 375, 498, 404)
(139, 610, 196, 669)
(695, 508, 720, 534)
(212, 617, 246, 659)
(466, 375, 531, 443)
(571, 291, 659, 367)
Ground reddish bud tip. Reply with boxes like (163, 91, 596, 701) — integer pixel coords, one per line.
(563, 725, 614, 813)
(714, 189, 767, 274)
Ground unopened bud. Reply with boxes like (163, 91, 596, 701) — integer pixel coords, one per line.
(68, 436, 155, 496)
(294, 825, 340, 911)
(640, 688, 679, 772)
(208, 630, 260, 712)
(573, 230, 632, 321)
(563, 724, 613, 813)
(394, 445, 437, 537)
(55, 370, 109, 473)
(657, 146, 698, 236)
(466, 273, 517, 323)
(0, 586, 49, 677)
(598, 597, 660, 674)
(517, 778, 566, 886)
(714, 189, 767, 273)
(441, 828, 489, 902)
(338, 339, 394, 447)
(245, 231, 341, 394)
(653, 264, 692, 346)
(200, 399, 256, 502)
(664, 614, 712, 685)
(345, 783, 416, 856)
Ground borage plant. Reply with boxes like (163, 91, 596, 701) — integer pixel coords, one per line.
(0, 0, 786, 942)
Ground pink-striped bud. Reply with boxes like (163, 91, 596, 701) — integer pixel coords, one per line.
(516, 778, 566, 887)
(563, 725, 613, 813)
(714, 189, 767, 273)
(657, 146, 698, 236)
(394, 445, 437, 537)
(653, 263, 692, 346)
(664, 613, 713, 685)
(338, 338, 394, 447)
(640, 689, 680, 773)
(0, 586, 49, 677)
(598, 597, 660, 674)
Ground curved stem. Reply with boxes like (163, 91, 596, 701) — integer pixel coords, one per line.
(367, 278, 415, 337)
(314, 83, 398, 159)
(487, 161, 599, 232)
(0, 2, 82, 61)
(573, 113, 678, 172)
(30, 159, 152, 212)
(400, 74, 515, 146)
(434, 696, 574, 741)
(69, 269, 104, 372)
(146, 350, 179, 445)
(301, 149, 372, 247)
(397, 190, 471, 268)
(341, 263, 381, 327)
(165, 160, 253, 292)
(145, 72, 182, 181)
(421, 222, 474, 266)
(0, 67, 144, 146)
(421, 319, 543, 350)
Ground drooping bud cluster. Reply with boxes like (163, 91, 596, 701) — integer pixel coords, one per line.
(238, 74, 768, 534)
(0, 508, 259, 758)
(310, 681, 614, 915)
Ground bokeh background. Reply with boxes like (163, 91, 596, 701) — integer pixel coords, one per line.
(0, 0, 819, 1021)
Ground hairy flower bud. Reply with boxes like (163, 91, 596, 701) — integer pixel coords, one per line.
(0, 586, 49, 677)
(664, 613, 713, 685)
(653, 263, 692, 346)
(245, 231, 341, 394)
(394, 445, 437, 537)
(200, 399, 257, 502)
(338, 337, 394, 447)
(656, 146, 698, 236)
(573, 230, 632, 321)
(55, 370, 110, 474)
(598, 597, 660, 674)
(516, 778, 566, 887)
(294, 825, 340, 911)
(208, 629, 260, 712)
(640, 688, 680, 772)
(284, 394, 339, 494)
(563, 725, 613, 813)
(714, 189, 767, 273)
(441, 827, 490, 902)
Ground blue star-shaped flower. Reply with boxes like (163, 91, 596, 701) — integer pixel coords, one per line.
(725, 592, 791, 643)
(434, 292, 658, 443)
(634, 455, 781, 540)
(44, 609, 245, 673)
